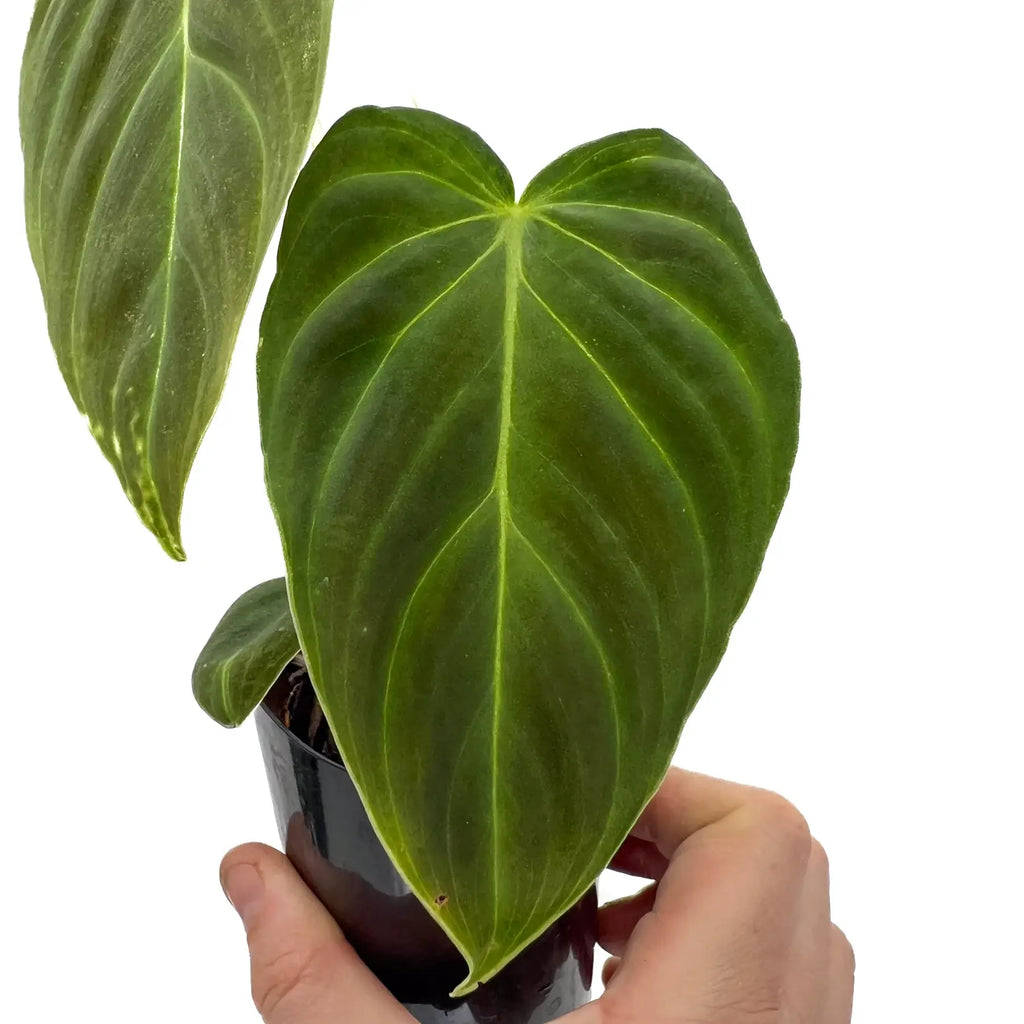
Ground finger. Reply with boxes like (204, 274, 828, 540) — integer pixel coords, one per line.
(781, 839, 833, 1020)
(607, 836, 669, 880)
(596, 883, 658, 957)
(554, 961, 623, 1024)
(221, 843, 413, 1024)
(631, 767, 761, 858)
(600, 785, 813, 1020)
(823, 924, 856, 1023)
(601, 956, 622, 988)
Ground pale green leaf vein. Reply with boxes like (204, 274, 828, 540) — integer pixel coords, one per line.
(531, 243, 745, 494)
(519, 270, 712, 663)
(312, 119, 507, 205)
(369, 122, 508, 205)
(30, 0, 108, 292)
(346, 345, 501, 668)
(535, 214, 765, 428)
(381, 487, 495, 937)
(305, 231, 504, 541)
(509, 421, 662, 661)
(540, 199, 734, 261)
(280, 170, 496, 265)
(502, 521, 620, 951)
(190, 48, 268, 166)
(66, 28, 183, 393)
(274, 212, 498, 376)
(440, 692, 498, 943)
(252, 0, 294, 127)
(301, 235, 504, 701)
(525, 135, 666, 202)
(535, 150, 698, 202)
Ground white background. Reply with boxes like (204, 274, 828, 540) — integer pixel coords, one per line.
(1, 2, 1021, 1021)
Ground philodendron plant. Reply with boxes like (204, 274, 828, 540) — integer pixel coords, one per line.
(194, 106, 800, 993)
(22, 1, 798, 1000)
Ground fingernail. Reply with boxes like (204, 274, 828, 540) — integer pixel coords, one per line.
(221, 862, 264, 928)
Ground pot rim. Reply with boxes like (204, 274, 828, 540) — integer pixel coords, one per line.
(257, 689, 351, 776)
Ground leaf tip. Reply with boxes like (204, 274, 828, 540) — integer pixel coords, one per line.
(153, 525, 187, 562)
(129, 484, 187, 561)
(449, 950, 505, 999)
(449, 977, 480, 1000)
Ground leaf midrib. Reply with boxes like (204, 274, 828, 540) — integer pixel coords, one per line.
(469, 208, 638, 971)
(149, 0, 191, 462)
(488, 211, 523, 948)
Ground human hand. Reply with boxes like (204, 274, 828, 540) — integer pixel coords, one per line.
(580, 768, 854, 1022)
(220, 768, 853, 1023)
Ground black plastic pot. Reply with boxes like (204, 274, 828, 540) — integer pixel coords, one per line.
(255, 661, 597, 1024)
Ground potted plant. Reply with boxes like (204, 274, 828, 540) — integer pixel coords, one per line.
(21, 8, 799, 1023)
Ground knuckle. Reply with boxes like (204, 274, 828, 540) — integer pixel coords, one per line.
(831, 923, 856, 973)
(749, 790, 812, 855)
(808, 838, 831, 881)
(597, 987, 636, 1024)
(251, 943, 331, 1020)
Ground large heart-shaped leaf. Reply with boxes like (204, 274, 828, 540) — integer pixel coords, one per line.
(193, 578, 298, 727)
(258, 106, 800, 993)
(20, 0, 334, 559)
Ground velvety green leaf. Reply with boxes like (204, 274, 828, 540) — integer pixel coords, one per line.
(193, 578, 298, 727)
(20, 0, 334, 559)
(258, 106, 800, 993)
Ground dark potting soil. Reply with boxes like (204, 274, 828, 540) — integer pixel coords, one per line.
(264, 658, 342, 764)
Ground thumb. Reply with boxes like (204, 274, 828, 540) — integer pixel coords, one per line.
(220, 843, 413, 1024)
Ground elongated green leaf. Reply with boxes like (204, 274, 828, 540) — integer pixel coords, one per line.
(193, 578, 299, 727)
(20, 0, 334, 559)
(259, 106, 800, 993)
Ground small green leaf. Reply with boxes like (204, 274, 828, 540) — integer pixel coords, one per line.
(259, 106, 800, 993)
(20, 0, 334, 558)
(193, 578, 299, 727)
